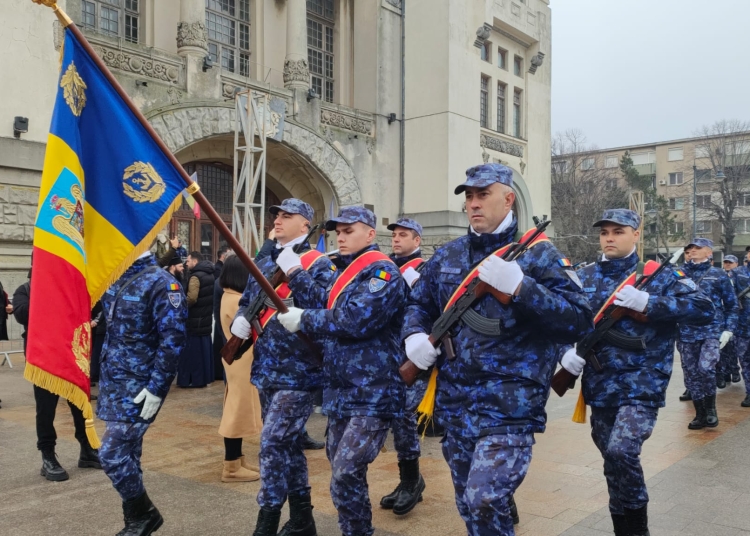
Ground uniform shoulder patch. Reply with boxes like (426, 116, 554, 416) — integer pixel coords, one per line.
(678, 278, 697, 290)
(168, 292, 182, 308)
(565, 269, 583, 289)
(558, 258, 572, 267)
(368, 278, 387, 293)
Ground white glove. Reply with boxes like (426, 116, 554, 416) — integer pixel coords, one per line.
(133, 388, 162, 420)
(276, 247, 302, 275)
(405, 333, 441, 370)
(561, 347, 585, 376)
(614, 285, 649, 312)
(720, 331, 733, 349)
(278, 307, 304, 333)
(231, 316, 252, 339)
(478, 256, 524, 295)
(402, 267, 420, 288)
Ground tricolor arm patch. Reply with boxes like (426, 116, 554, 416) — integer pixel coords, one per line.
(558, 258, 572, 267)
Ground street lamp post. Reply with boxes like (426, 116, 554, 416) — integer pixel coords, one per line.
(646, 208, 659, 259)
(693, 161, 697, 238)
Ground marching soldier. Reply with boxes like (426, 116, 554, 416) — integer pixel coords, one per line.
(379, 217, 426, 516)
(230, 199, 336, 536)
(98, 250, 187, 536)
(726, 254, 750, 407)
(276, 206, 408, 536)
(558, 210, 713, 536)
(401, 163, 593, 536)
(676, 238, 738, 429)
(717, 255, 742, 388)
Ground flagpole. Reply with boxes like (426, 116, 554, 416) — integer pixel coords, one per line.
(38, 2, 290, 315)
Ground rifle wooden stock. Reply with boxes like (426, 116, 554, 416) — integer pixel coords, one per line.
(221, 336, 244, 365)
(550, 366, 577, 397)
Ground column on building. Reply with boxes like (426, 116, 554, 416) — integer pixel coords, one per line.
(283, 0, 310, 90)
(177, 0, 208, 57)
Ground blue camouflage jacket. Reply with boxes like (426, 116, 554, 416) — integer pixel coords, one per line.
(730, 265, 750, 337)
(289, 244, 407, 419)
(402, 221, 593, 439)
(576, 254, 714, 409)
(677, 261, 738, 342)
(98, 254, 187, 423)
(237, 243, 336, 391)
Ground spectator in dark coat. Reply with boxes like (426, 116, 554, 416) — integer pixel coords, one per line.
(177, 251, 215, 387)
(0, 279, 10, 341)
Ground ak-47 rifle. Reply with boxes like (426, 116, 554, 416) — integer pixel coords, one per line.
(549, 252, 675, 397)
(220, 224, 322, 365)
(398, 217, 551, 387)
(737, 285, 750, 310)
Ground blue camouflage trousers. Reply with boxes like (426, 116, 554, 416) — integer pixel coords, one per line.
(678, 339, 720, 400)
(718, 339, 740, 378)
(441, 431, 533, 536)
(731, 336, 750, 395)
(257, 389, 314, 509)
(99, 421, 151, 501)
(326, 415, 390, 536)
(392, 378, 426, 461)
(590, 405, 657, 515)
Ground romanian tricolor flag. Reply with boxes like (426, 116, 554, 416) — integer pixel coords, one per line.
(24, 24, 186, 446)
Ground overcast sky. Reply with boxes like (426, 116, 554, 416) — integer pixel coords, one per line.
(551, 0, 750, 149)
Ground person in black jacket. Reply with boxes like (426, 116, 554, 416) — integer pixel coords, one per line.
(177, 251, 215, 387)
(14, 269, 102, 481)
(89, 301, 106, 400)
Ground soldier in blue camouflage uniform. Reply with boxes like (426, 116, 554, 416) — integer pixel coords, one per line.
(277, 206, 407, 536)
(402, 163, 594, 536)
(676, 238, 738, 429)
(717, 255, 742, 388)
(558, 210, 714, 536)
(230, 198, 336, 536)
(727, 255, 750, 407)
(98, 251, 187, 536)
(378, 217, 427, 516)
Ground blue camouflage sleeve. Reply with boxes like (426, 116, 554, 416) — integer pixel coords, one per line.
(287, 263, 333, 309)
(645, 271, 714, 325)
(719, 270, 739, 332)
(147, 278, 187, 398)
(401, 255, 443, 341)
(300, 263, 406, 339)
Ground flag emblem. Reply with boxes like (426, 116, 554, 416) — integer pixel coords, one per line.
(376, 270, 391, 281)
(123, 162, 166, 203)
(60, 61, 87, 116)
(558, 258, 572, 267)
(674, 269, 686, 277)
(168, 282, 180, 291)
(369, 278, 387, 293)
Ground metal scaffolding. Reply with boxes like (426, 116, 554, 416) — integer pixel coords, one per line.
(630, 190, 644, 259)
(233, 90, 268, 255)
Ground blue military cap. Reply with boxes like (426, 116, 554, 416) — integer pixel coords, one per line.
(269, 198, 314, 222)
(687, 237, 714, 249)
(593, 209, 641, 230)
(724, 255, 739, 263)
(387, 217, 422, 237)
(325, 206, 377, 231)
(454, 163, 513, 195)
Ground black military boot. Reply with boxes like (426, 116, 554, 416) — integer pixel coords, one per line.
(393, 458, 426, 515)
(509, 495, 520, 525)
(732, 372, 742, 383)
(705, 394, 719, 427)
(78, 440, 102, 469)
(688, 398, 707, 430)
(40, 449, 69, 481)
(717, 375, 727, 389)
(277, 492, 317, 536)
(300, 431, 325, 450)
(611, 513, 628, 536)
(741, 395, 750, 407)
(252, 507, 281, 536)
(379, 482, 402, 509)
(116, 491, 163, 536)
(679, 389, 692, 402)
(624, 505, 650, 536)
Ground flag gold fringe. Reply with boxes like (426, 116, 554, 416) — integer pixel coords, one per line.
(415, 367, 439, 438)
(24, 362, 101, 448)
(89, 194, 183, 307)
(572, 389, 587, 424)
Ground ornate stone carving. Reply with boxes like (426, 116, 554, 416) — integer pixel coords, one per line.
(482, 148, 490, 163)
(474, 23, 491, 48)
(480, 134, 524, 158)
(167, 86, 183, 105)
(528, 52, 545, 75)
(176, 21, 208, 51)
(366, 138, 375, 155)
(283, 59, 310, 85)
(92, 45, 180, 84)
(519, 160, 526, 174)
(321, 109, 373, 136)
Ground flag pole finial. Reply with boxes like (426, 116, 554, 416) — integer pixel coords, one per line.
(31, 0, 73, 28)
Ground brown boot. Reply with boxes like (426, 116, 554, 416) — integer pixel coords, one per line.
(240, 454, 260, 473)
(222, 459, 260, 483)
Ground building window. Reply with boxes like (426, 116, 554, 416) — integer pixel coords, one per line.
(735, 219, 750, 235)
(667, 147, 684, 161)
(695, 144, 711, 158)
(605, 155, 619, 168)
(696, 169, 712, 182)
(206, 0, 251, 76)
(696, 221, 712, 233)
(670, 222, 684, 235)
(668, 197, 685, 210)
(553, 161, 568, 174)
(696, 194, 711, 208)
(307, 1, 334, 102)
(604, 178, 618, 189)
(581, 157, 595, 171)
(513, 89, 522, 138)
(631, 152, 655, 165)
(737, 193, 750, 207)
(497, 47, 507, 69)
(480, 76, 489, 129)
(513, 55, 523, 76)
(496, 83, 506, 133)
(481, 41, 491, 62)
(668, 172, 683, 185)
(81, 0, 140, 43)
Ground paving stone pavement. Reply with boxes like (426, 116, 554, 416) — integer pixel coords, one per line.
(2, 344, 750, 535)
